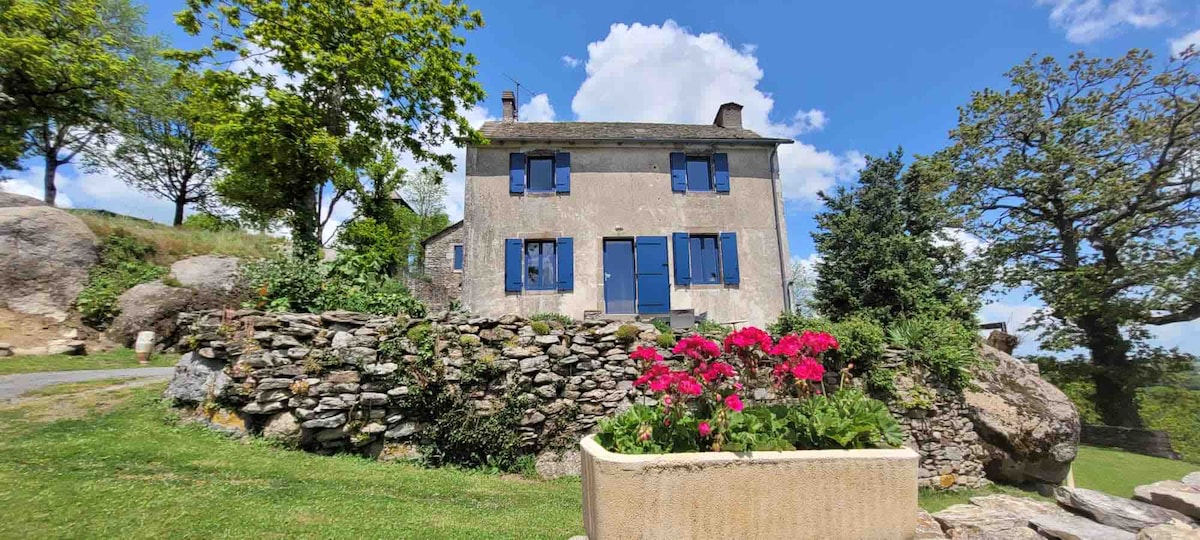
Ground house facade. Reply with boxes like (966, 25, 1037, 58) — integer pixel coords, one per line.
(435, 92, 792, 327)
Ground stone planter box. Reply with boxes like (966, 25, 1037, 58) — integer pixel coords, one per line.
(580, 435, 920, 540)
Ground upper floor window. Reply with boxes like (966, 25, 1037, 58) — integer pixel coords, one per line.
(510, 152, 571, 194)
(671, 152, 730, 193)
(527, 157, 555, 192)
(686, 157, 713, 192)
(524, 240, 558, 291)
(452, 244, 464, 270)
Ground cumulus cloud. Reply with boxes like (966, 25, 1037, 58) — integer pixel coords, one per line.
(561, 55, 581, 68)
(519, 93, 556, 122)
(570, 20, 861, 203)
(2, 164, 183, 220)
(1037, 0, 1169, 43)
(1, 174, 73, 207)
(1170, 28, 1200, 56)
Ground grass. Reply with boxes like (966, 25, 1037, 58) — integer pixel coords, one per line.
(918, 484, 1051, 513)
(19, 378, 137, 397)
(0, 348, 177, 375)
(0, 383, 1194, 537)
(0, 384, 584, 539)
(1072, 445, 1198, 498)
(70, 209, 280, 265)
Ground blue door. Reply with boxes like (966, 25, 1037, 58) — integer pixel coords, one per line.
(635, 236, 670, 314)
(603, 239, 636, 314)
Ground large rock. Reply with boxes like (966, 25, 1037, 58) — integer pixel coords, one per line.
(261, 412, 301, 445)
(108, 281, 197, 347)
(915, 510, 948, 539)
(0, 192, 46, 208)
(965, 345, 1081, 485)
(1029, 513, 1136, 540)
(165, 352, 230, 404)
(1056, 487, 1195, 532)
(167, 255, 245, 306)
(1184, 474, 1200, 489)
(1137, 520, 1200, 540)
(932, 504, 1042, 539)
(0, 205, 98, 321)
(1134, 482, 1200, 520)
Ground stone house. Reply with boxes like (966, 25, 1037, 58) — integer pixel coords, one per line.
(426, 91, 793, 327)
(414, 220, 463, 312)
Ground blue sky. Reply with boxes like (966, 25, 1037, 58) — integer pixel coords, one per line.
(3, 0, 1199, 355)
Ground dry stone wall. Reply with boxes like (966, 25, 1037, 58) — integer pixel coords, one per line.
(167, 309, 987, 488)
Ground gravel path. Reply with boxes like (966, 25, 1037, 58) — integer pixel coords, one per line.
(0, 367, 174, 401)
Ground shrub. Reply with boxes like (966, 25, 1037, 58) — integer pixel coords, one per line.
(785, 388, 905, 449)
(421, 393, 529, 471)
(655, 332, 677, 349)
(182, 212, 242, 233)
(650, 319, 672, 334)
(530, 321, 551, 336)
(1138, 386, 1200, 464)
(693, 319, 732, 337)
(768, 313, 885, 369)
(887, 316, 980, 389)
(242, 252, 425, 317)
(75, 231, 167, 327)
(614, 324, 640, 343)
(530, 312, 573, 326)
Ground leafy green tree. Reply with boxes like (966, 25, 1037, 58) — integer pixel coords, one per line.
(0, 0, 149, 205)
(339, 148, 411, 275)
(173, 0, 485, 258)
(400, 167, 449, 268)
(86, 64, 217, 226)
(938, 49, 1200, 427)
(813, 149, 978, 327)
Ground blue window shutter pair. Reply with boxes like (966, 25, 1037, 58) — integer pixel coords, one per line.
(671, 152, 730, 192)
(509, 152, 570, 193)
(671, 232, 740, 285)
(504, 238, 573, 292)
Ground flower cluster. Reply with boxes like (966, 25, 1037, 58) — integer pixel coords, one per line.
(723, 326, 773, 374)
(770, 330, 838, 394)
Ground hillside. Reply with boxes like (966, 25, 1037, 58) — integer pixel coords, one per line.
(69, 209, 281, 265)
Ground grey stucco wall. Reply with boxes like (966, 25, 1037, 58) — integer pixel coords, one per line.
(461, 143, 790, 327)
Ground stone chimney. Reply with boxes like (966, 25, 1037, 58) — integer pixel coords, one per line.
(713, 102, 743, 129)
(501, 90, 517, 122)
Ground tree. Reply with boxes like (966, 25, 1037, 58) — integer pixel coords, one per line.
(0, 0, 149, 205)
(87, 64, 218, 226)
(938, 49, 1200, 427)
(174, 0, 485, 258)
(339, 148, 411, 275)
(401, 167, 449, 268)
(813, 149, 978, 327)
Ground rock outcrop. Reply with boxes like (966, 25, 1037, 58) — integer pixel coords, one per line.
(0, 201, 98, 321)
(167, 255, 245, 306)
(1134, 482, 1200, 520)
(1056, 487, 1195, 532)
(166, 351, 231, 404)
(965, 344, 1081, 486)
(109, 281, 197, 347)
(0, 192, 46, 208)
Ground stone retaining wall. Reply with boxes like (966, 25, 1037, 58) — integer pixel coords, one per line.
(1081, 424, 1180, 460)
(166, 309, 987, 489)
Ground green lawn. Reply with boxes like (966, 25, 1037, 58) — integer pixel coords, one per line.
(1072, 445, 1199, 498)
(0, 382, 1194, 538)
(0, 348, 177, 375)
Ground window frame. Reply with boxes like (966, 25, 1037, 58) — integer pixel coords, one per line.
(687, 234, 722, 285)
(452, 244, 463, 271)
(526, 156, 556, 193)
(523, 239, 558, 291)
(685, 155, 714, 192)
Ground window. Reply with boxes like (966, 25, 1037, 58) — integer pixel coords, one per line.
(527, 157, 555, 192)
(688, 235, 721, 284)
(452, 245, 463, 270)
(686, 156, 712, 191)
(524, 240, 557, 290)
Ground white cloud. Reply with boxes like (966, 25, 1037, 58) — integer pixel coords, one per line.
(561, 55, 581, 68)
(519, 93, 556, 122)
(1, 175, 73, 207)
(570, 20, 861, 203)
(394, 104, 493, 224)
(937, 227, 986, 256)
(1169, 28, 1200, 56)
(1037, 0, 1169, 43)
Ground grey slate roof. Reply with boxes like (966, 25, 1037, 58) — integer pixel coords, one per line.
(478, 121, 792, 144)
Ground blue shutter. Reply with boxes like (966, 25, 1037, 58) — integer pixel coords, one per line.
(672, 232, 691, 286)
(554, 152, 571, 193)
(453, 245, 463, 270)
(556, 237, 574, 291)
(504, 239, 523, 292)
(635, 237, 671, 314)
(670, 152, 686, 192)
(509, 153, 526, 194)
(713, 153, 730, 193)
(720, 232, 740, 285)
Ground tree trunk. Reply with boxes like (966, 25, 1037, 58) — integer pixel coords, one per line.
(291, 186, 321, 260)
(42, 155, 58, 206)
(1080, 313, 1144, 427)
(172, 197, 186, 227)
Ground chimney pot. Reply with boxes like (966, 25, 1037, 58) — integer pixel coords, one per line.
(713, 102, 743, 129)
(502, 90, 516, 122)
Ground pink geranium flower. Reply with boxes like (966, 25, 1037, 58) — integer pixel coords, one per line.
(698, 422, 712, 437)
(724, 394, 744, 412)
(630, 345, 663, 363)
(673, 334, 722, 361)
(790, 358, 825, 382)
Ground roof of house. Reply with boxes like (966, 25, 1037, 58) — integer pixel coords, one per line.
(421, 220, 463, 247)
(478, 121, 793, 145)
(389, 191, 416, 213)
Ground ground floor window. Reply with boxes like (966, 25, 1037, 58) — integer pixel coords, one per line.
(524, 240, 557, 290)
(689, 235, 721, 284)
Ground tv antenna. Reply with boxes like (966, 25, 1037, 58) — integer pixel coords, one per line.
(503, 73, 540, 121)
